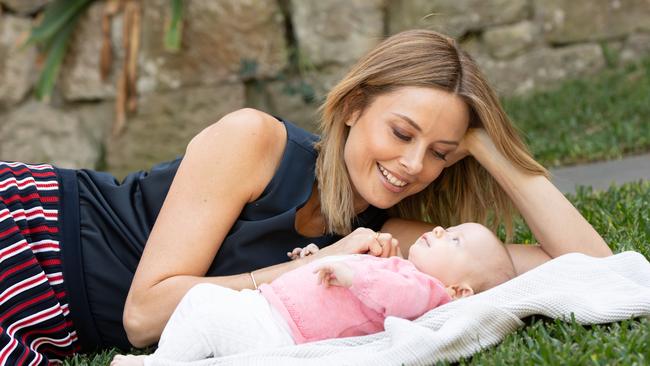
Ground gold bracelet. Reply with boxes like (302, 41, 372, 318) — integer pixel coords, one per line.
(249, 271, 258, 290)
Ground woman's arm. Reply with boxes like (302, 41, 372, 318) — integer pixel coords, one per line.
(381, 218, 554, 275)
(466, 129, 612, 259)
(382, 129, 612, 275)
(123, 108, 290, 347)
(123, 108, 393, 348)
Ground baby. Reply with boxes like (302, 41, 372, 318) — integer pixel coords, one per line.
(112, 223, 515, 366)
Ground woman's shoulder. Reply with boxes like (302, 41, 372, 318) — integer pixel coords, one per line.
(184, 108, 289, 202)
(195, 108, 286, 143)
(187, 109, 287, 160)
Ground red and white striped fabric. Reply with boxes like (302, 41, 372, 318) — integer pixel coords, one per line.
(0, 162, 79, 365)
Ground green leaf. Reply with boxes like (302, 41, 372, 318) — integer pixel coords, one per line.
(34, 13, 81, 100)
(164, 0, 183, 52)
(24, 0, 93, 47)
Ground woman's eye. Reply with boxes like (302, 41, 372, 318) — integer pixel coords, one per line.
(392, 129, 411, 142)
(432, 150, 448, 161)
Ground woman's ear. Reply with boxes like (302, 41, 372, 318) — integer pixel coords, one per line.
(345, 110, 361, 127)
(446, 284, 474, 300)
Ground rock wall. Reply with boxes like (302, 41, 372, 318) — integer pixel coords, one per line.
(0, 0, 648, 176)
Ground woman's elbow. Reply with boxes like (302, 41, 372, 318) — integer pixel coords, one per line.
(123, 301, 154, 348)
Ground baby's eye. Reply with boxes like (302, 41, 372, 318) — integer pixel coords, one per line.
(451, 237, 460, 245)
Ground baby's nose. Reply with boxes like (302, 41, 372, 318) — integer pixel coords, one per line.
(432, 226, 445, 238)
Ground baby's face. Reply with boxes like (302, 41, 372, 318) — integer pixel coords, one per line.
(407, 223, 501, 286)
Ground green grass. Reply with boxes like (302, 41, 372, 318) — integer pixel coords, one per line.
(65, 181, 650, 365)
(448, 180, 650, 366)
(504, 57, 650, 167)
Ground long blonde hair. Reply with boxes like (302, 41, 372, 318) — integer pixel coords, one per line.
(315, 29, 547, 239)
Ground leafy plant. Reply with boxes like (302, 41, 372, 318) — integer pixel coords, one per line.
(163, 0, 183, 52)
(25, 0, 185, 101)
(24, 0, 94, 100)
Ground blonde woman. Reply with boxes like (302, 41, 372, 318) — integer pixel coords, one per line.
(0, 29, 611, 364)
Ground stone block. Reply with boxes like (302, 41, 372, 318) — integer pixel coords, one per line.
(0, 100, 110, 168)
(0, 0, 49, 15)
(138, 0, 287, 93)
(388, 0, 530, 38)
(0, 15, 35, 106)
(483, 21, 540, 59)
(106, 83, 245, 178)
(291, 0, 384, 67)
(620, 32, 650, 63)
(535, 0, 650, 44)
(60, 1, 123, 101)
(477, 43, 605, 96)
(245, 77, 320, 132)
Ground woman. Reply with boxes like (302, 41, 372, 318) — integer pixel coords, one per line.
(0, 29, 611, 364)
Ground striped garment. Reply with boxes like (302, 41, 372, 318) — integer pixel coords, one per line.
(0, 162, 79, 365)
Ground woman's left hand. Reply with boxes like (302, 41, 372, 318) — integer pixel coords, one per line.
(315, 228, 400, 258)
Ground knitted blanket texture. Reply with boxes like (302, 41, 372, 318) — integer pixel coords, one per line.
(153, 251, 650, 365)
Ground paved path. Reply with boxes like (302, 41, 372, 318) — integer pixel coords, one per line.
(550, 152, 650, 194)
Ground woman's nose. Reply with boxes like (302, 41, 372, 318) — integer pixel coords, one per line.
(432, 226, 445, 238)
(398, 146, 425, 175)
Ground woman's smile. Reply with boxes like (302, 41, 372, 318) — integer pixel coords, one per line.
(377, 163, 408, 192)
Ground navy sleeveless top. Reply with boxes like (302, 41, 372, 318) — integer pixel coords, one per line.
(56, 118, 388, 351)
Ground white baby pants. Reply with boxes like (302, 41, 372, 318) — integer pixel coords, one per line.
(144, 283, 295, 365)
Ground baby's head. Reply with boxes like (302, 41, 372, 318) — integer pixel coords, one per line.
(408, 223, 515, 300)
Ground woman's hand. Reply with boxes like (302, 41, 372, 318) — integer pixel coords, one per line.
(316, 228, 399, 258)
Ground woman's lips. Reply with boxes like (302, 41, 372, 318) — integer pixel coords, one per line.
(376, 163, 408, 193)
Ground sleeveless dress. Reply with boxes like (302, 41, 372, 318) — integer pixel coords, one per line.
(58, 117, 388, 351)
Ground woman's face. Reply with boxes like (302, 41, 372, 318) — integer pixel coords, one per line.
(344, 86, 469, 210)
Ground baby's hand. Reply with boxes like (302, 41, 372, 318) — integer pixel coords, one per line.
(313, 262, 354, 288)
(287, 243, 320, 260)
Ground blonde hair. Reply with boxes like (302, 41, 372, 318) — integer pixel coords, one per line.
(315, 29, 548, 238)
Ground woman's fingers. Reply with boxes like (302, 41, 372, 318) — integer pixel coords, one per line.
(367, 232, 383, 256)
(378, 233, 394, 257)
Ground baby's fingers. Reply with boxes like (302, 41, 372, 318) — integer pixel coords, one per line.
(287, 247, 302, 259)
(303, 243, 320, 257)
(313, 266, 328, 285)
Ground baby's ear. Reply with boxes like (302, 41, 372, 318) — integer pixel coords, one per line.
(446, 284, 474, 300)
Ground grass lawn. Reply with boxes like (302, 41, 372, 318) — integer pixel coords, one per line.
(65, 181, 650, 365)
(504, 57, 650, 167)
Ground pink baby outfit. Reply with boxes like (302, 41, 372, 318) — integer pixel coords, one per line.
(259, 255, 452, 344)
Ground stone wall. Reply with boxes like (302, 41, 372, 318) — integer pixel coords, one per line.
(1, 0, 649, 177)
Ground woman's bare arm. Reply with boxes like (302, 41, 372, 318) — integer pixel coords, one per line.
(467, 129, 612, 259)
(123, 109, 289, 347)
(122, 109, 393, 347)
(382, 218, 553, 275)
(382, 129, 611, 275)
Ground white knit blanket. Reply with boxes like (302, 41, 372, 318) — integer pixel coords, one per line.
(155, 251, 650, 366)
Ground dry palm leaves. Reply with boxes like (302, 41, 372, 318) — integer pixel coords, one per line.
(101, 0, 140, 136)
